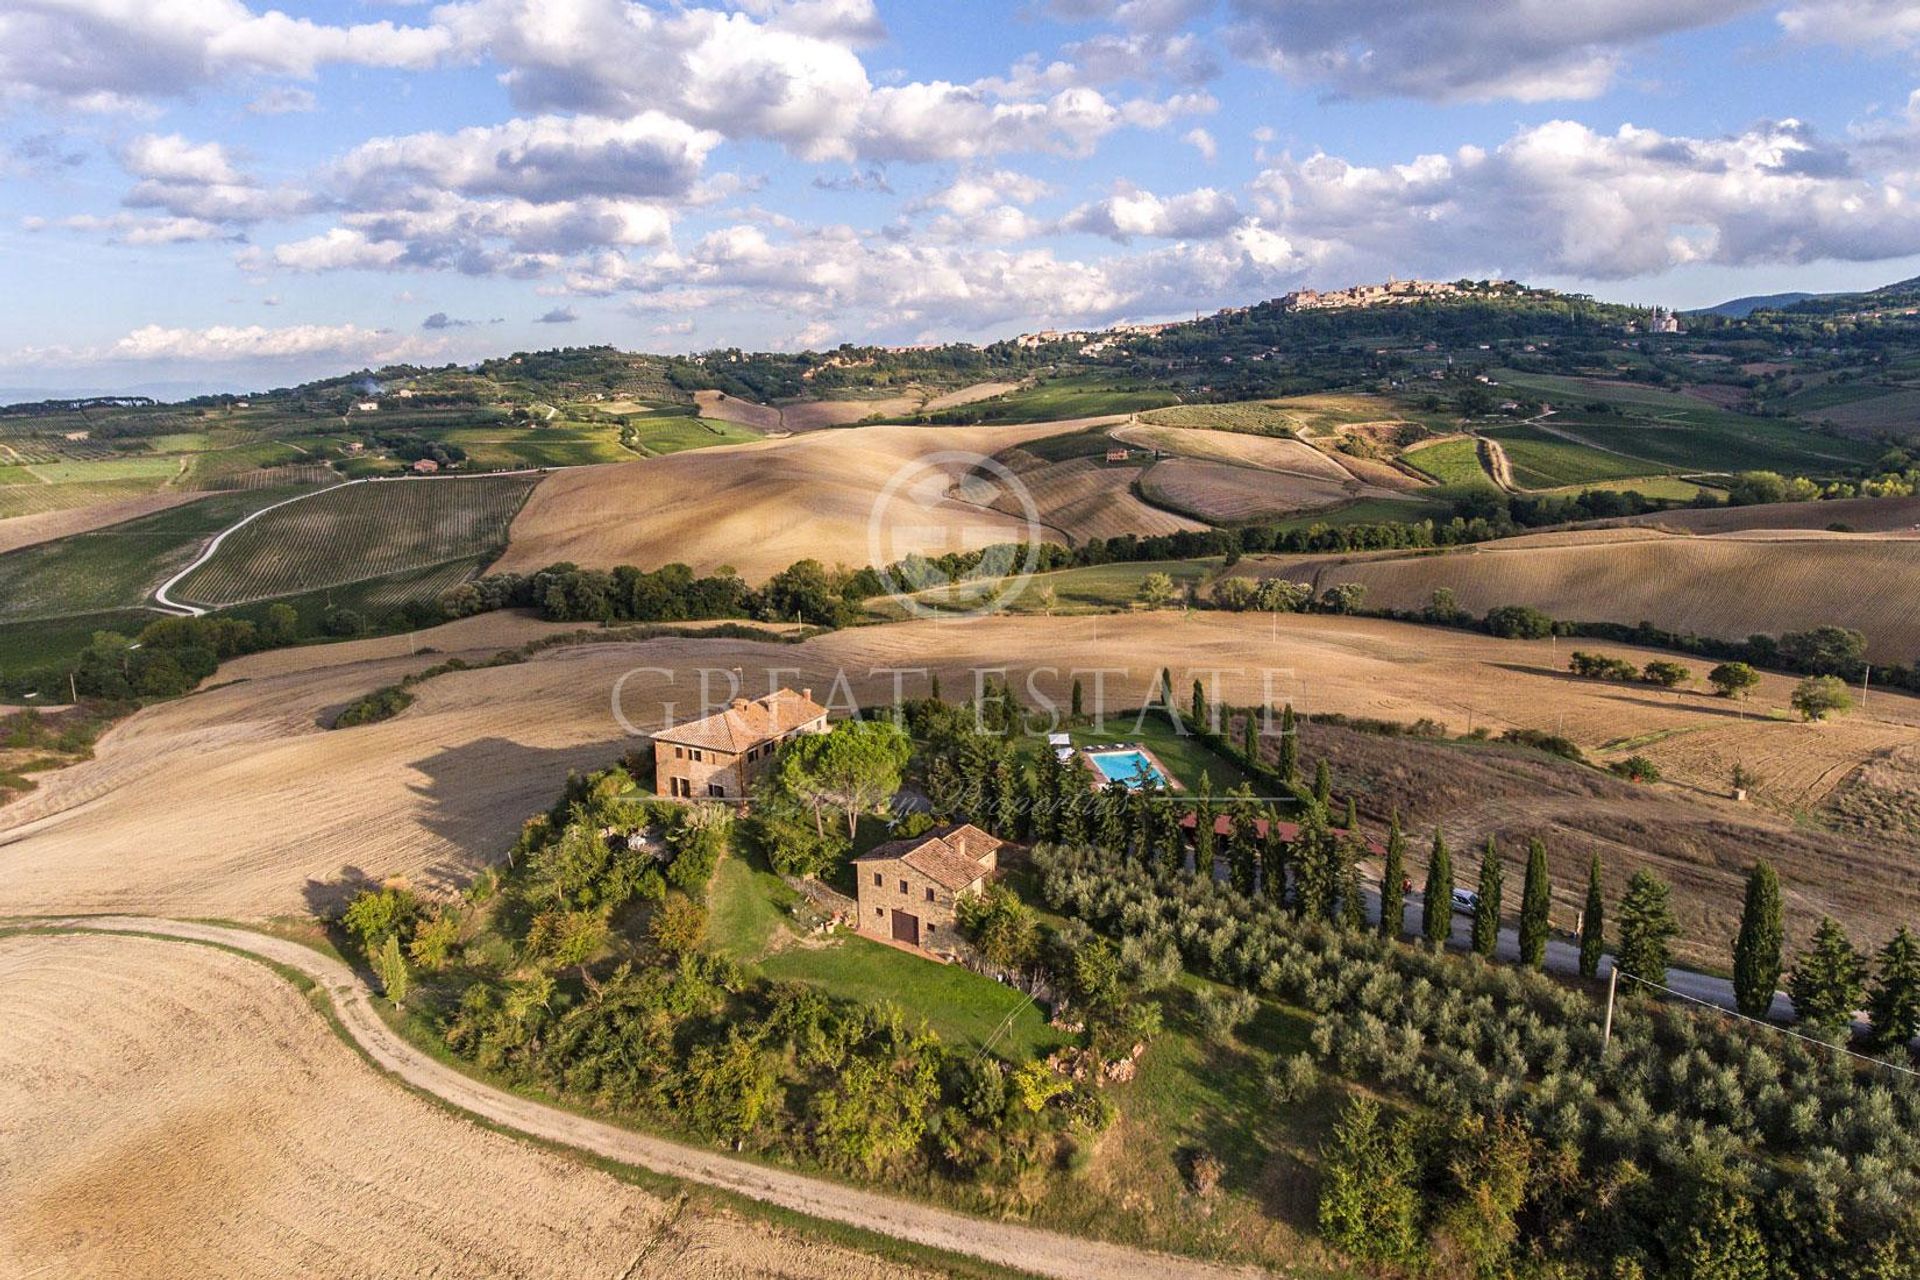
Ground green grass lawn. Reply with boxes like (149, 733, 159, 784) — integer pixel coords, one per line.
(707, 852, 800, 963)
(1037, 976, 1333, 1261)
(758, 934, 1067, 1059)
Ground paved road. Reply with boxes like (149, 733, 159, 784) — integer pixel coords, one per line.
(21, 916, 1267, 1280)
(1387, 893, 1797, 1020)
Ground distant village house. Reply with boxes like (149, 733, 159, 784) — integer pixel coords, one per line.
(651, 688, 828, 800)
(411, 458, 440, 474)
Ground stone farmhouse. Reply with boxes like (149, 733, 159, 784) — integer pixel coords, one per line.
(652, 688, 828, 800)
(853, 824, 1005, 953)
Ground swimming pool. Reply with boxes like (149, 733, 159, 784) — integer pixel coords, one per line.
(1086, 747, 1168, 789)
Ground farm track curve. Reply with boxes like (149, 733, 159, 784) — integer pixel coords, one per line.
(15, 916, 1267, 1280)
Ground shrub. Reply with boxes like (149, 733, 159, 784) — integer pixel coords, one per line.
(340, 883, 422, 955)
(1187, 1149, 1226, 1197)
(1791, 675, 1854, 721)
(334, 685, 415, 728)
(1268, 1051, 1319, 1103)
(1484, 604, 1555, 639)
(1611, 755, 1660, 783)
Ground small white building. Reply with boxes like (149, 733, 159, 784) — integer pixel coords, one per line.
(354, 400, 380, 412)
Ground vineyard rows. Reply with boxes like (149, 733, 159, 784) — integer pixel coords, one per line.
(174, 475, 539, 607)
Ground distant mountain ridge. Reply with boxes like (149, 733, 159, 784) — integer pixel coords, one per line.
(1689, 292, 1820, 319)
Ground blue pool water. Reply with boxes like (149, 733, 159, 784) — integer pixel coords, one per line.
(1087, 748, 1167, 789)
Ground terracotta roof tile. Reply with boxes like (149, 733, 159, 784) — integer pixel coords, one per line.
(855, 823, 1004, 892)
(653, 688, 828, 753)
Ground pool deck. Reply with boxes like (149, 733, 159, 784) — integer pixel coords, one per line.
(1078, 742, 1185, 792)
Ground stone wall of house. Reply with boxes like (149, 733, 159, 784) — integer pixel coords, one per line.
(653, 742, 749, 799)
(855, 855, 977, 953)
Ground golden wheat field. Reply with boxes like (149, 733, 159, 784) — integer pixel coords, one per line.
(496, 421, 1088, 579)
(4, 610, 1914, 935)
(0, 931, 936, 1280)
(1250, 530, 1920, 660)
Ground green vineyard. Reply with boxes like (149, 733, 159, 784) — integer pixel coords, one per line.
(173, 474, 540, 608)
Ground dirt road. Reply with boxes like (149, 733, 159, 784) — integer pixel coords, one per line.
(20, 916, 1269, 1280)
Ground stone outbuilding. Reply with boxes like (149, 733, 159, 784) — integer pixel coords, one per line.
(852, 823, 1004, 954)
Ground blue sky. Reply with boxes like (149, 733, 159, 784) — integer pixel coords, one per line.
(4, 0, 1920, 394)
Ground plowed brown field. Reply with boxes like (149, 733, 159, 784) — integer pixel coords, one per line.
(0, 931, 936, 1280)
(1249, 530, 1920, 660)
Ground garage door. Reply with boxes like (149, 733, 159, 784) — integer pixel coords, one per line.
(890, 910, 920, 946)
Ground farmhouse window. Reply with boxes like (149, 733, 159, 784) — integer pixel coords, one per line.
(675, 747, 684, 759)
(899, 878, 909, 894)
(924, 888, 935, 902)
(707, 783, 724, 797)
(873, 872, 882, 886)
(875, 907, 883, 917)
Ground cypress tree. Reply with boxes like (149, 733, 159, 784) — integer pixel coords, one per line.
(1422, 828, 1453, 949)
(1191, 677, 1207, 730)
(1297, 807, 1339, 922)
(1192, 771, 1216, 876)
(1314, 758, 1333, 807)
(1616, 870, 1679, 988)
(1152, 785, 1183, 879)
(1579, 854, 1605, 978)
(1160, 666, 1173, 709)
(1518, 837, 1551, 969)
(1471, 838, 1504, 957)
(1340, 858, 1368, 932)
(1070, 677, 1083, 721)
(1378, 811, 1406, 940)
(930, 671, 942, 703)
(1278, 703, 1299, 783)
(1097, 780, 1128, 851)
(1868, 926, 1920, 1051)
(1732, 861, 1784, 1019)
(1788, 917, 1865, 1035)
(1265, 820, 1292, 906)
(1241, 707, 1257, 762)
(1226, 785, 1259, 895)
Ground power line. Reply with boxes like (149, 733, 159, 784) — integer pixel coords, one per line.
(1613, 969, 1920, 1080)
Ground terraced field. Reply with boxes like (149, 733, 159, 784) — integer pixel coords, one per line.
(174, 475, 540, 608)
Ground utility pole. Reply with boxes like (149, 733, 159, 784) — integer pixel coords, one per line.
(1601, 966, 1619, 1053)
